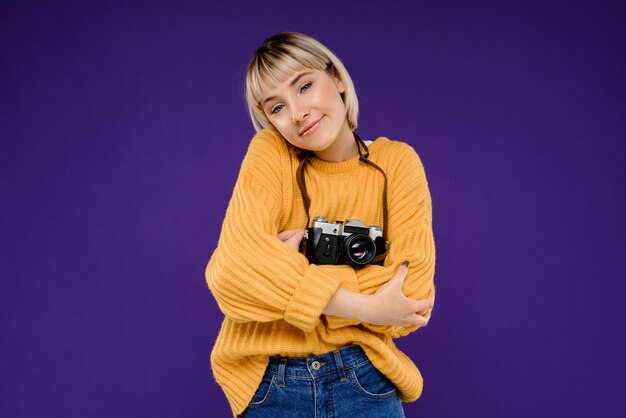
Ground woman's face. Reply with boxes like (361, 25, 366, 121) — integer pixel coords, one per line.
(260, 68, 354, 161)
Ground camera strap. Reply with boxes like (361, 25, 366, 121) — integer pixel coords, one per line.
(295, 131, 389, 238)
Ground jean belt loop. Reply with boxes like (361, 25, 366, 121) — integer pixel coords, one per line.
(278, 359, 287, 387)
(332, 350, 347, 382)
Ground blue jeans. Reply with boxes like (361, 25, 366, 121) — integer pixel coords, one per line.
(242, 345, 405, 418)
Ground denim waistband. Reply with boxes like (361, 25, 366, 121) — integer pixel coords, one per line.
(267, 345, 370, 382)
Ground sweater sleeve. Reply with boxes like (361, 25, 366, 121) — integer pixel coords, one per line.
(205, 133, 341, 333)
(324, 142, 436, 338)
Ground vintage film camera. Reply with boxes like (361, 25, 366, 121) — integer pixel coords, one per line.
(302, 216, 388, 266)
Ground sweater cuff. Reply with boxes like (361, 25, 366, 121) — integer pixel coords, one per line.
(317, 265, 361, 330)
(284, 265, 341, 333)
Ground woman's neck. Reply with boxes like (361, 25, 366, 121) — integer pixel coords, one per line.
(313, 122, 357, 162)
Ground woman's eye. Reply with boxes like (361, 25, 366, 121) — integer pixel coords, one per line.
(270, 104, 284, 115)
(300, 82, 312, 93)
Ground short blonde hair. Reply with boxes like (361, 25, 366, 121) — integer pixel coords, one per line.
(245, 32, 359, 133)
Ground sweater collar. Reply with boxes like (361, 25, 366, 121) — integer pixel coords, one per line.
(307, 137, 386, 174)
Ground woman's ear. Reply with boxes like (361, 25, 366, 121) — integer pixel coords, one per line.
(336, 78, 345, 94)
(332, 68, 345, 93)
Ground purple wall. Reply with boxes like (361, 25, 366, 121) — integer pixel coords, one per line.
(2, 1, 625, 417)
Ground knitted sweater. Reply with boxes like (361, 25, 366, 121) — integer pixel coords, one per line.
(205, 129, 435, 417)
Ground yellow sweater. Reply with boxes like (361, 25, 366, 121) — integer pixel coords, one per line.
(205, 129, 435, 417)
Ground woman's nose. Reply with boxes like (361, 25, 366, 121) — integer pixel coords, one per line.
(291, 103, 309, 123)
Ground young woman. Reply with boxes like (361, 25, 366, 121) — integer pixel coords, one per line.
(206, 32, 436, 418)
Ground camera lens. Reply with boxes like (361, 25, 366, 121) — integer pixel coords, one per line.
(344, 234, 376, 265)
(351, 241, 366, 258)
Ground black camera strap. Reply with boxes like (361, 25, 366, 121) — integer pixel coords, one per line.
(295, 131, 389, 238)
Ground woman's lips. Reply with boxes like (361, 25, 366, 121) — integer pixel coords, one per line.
(300, 116, 324, 136)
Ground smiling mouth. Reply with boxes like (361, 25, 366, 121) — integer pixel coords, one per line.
(300, 116, 324, 136)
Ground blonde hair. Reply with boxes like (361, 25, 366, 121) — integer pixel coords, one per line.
(245, 32, 359, 133)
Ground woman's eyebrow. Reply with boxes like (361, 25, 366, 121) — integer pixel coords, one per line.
(262, 71, 313, 107)
(288, 71, 313, 87)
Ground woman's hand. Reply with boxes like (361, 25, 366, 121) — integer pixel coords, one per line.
(322, 262, 435, 329)
(277, 228, 306, 252)
(363, 263, 435, 328)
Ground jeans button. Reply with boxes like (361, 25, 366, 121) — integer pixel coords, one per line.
(311, 361, 321, 370)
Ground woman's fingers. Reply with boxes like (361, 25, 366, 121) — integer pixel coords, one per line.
(286, 232, 304, 247)
(392, 262, 410, 284)
(413, 295, 434, 313)
(413, 289, 435, 316)
(374, 263, 409, 296)
(277, 230, 291, 241)
(405, 307, 433, 327)
(277, 228, 305, 252)
(409, 312, 431, 327)
(277, 228, 305, 242)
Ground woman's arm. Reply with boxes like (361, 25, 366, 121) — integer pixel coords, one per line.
(206, 133, 351, 333)
(279, 230, 435, 330)
(322, 142, 436, 338)
(323, 264, 434, 327)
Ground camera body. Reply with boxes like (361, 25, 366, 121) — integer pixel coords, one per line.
(302, 216, 388, 266)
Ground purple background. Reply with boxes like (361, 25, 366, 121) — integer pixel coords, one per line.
(2, 0, 625, 417)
